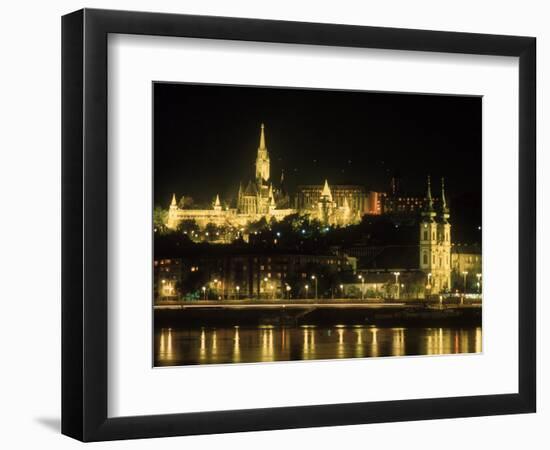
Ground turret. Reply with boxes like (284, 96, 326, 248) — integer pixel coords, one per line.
(321, 179, 333, 202)
(213, 194, 222, 211)
(170, 193, 178, 210)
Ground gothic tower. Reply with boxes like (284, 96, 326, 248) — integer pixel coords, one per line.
(255, 123, 270, 183)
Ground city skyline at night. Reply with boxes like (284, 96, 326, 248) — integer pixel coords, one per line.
(153, 82, 483, 367)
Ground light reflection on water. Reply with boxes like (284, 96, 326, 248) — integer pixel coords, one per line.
(154, 325, 482, 367)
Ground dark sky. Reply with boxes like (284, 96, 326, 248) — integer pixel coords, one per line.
(153, 82, 481, 213)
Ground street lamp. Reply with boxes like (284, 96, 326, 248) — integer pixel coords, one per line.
(462, 271, 468, 294)
(235, 285, 240, 300)
(476, 273, 482, 293)
(263, 277, 268, 300)
(311, 275, 318, 300)
(339, 284, 344, 298)
(286, 284, 291, 300)
(305, 284, 309, 300)
(392, 272, 401, 299)
(358, 275, 364, 300)
(201, 286, 206, 300)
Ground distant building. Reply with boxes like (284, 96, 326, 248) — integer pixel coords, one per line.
(354, 177, 453, 295)
(153, 258, 182, 300)
(451, 243, 482, 291)
(366, 191, 385, 215)
(295, 183, 366, 220)
(166, 124, 361, 231)
(153, 250, 355, 301)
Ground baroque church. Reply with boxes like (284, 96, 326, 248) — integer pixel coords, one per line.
(419, 176, 452, 292)
(166, 124, 361, 230)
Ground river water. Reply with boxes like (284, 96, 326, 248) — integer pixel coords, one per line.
(154, 325, 482, 366)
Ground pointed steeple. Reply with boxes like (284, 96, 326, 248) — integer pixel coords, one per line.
(440, 177, 450, 222)
(441, 177, 447, 209)
(321, 179, 333, 202)
(259, 123, 266, 150)
(421, 176, 436, 221)
(269, 185, 276, 210)
(170, 193, 177, 208)
(280, 169, 284, 184)
(255, 123, 270, 182)
(343, 196, 350, 210)
(213, 194, 222, 211)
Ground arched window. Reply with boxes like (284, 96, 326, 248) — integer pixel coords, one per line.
(423, 253, 428, 265)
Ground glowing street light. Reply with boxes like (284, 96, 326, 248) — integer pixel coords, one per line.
(392, 272, 401, 299)
(285, 284, 291, 300)
(236, 285, 240, 300)
(358, 274, 364, 300)
(311, 275, 318, 300)
(476, 273, 482, 293)
(201, 286, 206, 300)
(305, 284, 309, 300)
(339, 284, 344, 298)
(263, 277, 269, 300)
(462, 271, 468, 293)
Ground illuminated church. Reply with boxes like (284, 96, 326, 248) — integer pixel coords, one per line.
(166, 124, 361, 230)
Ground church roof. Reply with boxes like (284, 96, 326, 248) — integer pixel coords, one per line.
(243, 180, 258, 196)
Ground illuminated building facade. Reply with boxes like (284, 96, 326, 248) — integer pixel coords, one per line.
(418, 176, 452, 293)
(353, 178, 453, 295)
(451, 244, 482, 291)
(166, 123, 362, 230)
(153, 251, 355, 301)
(154, 258, 182, 300)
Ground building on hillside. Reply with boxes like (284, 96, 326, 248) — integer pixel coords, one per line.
(353, 177, 453, 296)
(166, 123, 364, 231)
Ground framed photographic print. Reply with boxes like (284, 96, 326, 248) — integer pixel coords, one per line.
(62, 8, 536, 441)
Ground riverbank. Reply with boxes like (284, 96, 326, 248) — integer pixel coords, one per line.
(154, 302, 481, 327)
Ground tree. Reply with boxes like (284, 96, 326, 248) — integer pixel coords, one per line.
(153, 206, 168, 233)
(178, 196, 194, 209)
(176, 219, 200, 236)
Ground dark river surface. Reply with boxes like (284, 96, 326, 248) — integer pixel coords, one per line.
(154, 325, 482, 366)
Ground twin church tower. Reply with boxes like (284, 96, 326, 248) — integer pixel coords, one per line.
(419, 176, 452, 293)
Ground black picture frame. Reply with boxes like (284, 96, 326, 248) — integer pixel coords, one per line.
(62, 8, 536, 442)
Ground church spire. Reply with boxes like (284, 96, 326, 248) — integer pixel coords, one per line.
(170, 193, 177, 207)
(213, 194, 222, 211)
(421, 176, 436, 221)
(255, 123, 270, 182)
(321, 179, 333, 202)
(440, 177, 450, 222)
(259, 123, 266, 150)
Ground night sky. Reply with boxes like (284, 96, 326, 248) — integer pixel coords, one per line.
(153, 82, 481, 218)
